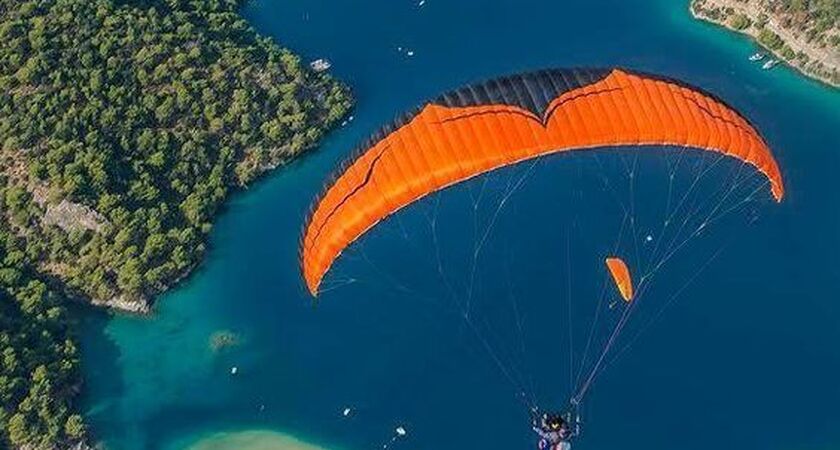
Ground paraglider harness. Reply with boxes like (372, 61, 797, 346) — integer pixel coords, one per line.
(532, 408, 580, 450)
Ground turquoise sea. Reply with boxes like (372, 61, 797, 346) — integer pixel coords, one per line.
(79, 1, 840, 449)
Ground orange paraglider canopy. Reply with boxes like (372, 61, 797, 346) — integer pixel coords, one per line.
(605, 257, 634, 302)
(301, 68, 784, 296)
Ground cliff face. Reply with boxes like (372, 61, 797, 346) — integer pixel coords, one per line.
(691, 0, 839, 87)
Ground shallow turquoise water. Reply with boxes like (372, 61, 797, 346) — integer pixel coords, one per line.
(79, 1, 840, 449)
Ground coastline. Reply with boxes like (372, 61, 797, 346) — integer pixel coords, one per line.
(690, 0, 839, 88)
(0, 0, 353, 447)
(66, 81, 353, 317)
(0, 1, 353, 318)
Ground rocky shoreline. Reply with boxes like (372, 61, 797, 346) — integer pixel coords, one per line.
(690, 0, 839, 88)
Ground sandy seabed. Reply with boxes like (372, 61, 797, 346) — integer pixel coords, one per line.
(184, 430, 333, 450)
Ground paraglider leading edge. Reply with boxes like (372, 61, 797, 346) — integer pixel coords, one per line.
(300, 67, 785, 296)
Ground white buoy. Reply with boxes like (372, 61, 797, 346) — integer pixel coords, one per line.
(230, 366, 238, 375)
(406, 51, 415, 57)
(645, 235, 653, 242)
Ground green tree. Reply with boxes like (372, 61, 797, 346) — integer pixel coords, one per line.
(758, 28, 785, 49)
(0, 0, 351, 444)
(730, 13, 752, 30)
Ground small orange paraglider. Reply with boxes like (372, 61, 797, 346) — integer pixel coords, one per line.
(605, 257, 633, 302)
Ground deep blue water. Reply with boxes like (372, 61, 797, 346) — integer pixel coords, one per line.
(79, 1, 840, 449)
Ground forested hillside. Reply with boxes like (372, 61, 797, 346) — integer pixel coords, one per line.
(0, 0, 352, 447)
(0, 0, 351, 311)
(0, 220, 84, 448)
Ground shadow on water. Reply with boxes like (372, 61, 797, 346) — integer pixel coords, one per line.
(73, 305, 127, 446)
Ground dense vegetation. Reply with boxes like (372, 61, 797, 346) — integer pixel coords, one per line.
(0, 0, 351, 447)
(1, 0, 351, 309)
(0, 218, 85, 449)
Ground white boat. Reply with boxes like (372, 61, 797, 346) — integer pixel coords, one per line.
(309, 58, 332, 72)
(762, 59, 779, 70)
(749, 52, 765, 61)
